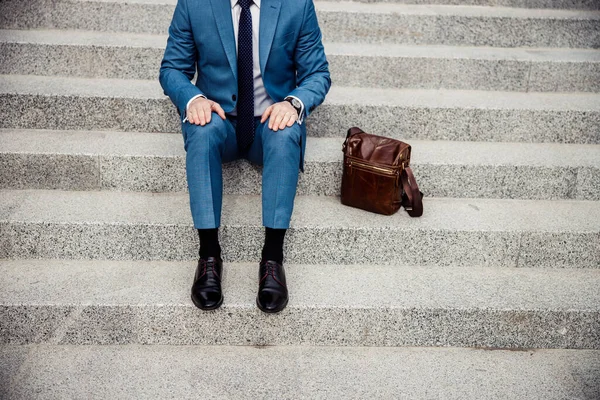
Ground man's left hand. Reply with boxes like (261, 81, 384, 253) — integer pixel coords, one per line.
(260, 101, 298, 132)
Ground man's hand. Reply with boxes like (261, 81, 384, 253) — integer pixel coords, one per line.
(187, 97, 226, 126)
(260, 101, 298, 132)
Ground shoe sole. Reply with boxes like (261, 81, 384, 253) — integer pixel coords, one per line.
(256, 296, 289, 314)
(191, 293, 224, 311)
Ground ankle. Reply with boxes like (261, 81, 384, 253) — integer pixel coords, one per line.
(261, 227, 286, 264)
(198, 228, 221, 258)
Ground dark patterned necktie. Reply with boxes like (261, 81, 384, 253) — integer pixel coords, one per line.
(236, 0, 254, 151)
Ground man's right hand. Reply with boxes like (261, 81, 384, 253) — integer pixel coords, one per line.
(187, 97, 226, 126)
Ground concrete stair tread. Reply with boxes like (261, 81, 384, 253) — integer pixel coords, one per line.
(3, 28, 600, 61)
(3, 345, 599, 400)
(325, 0, 600, 10)
(325, 42, 600, 62)
(2, 128, 599, 168)
(315, 1, 600, 18)
(2, 75, 597, 143)
(11, 0, 596, 16)
(0, 28, 168, 48)
(51, 0, 600, 18)
(2, 189, 599, 232)
(2, 74, 598, 110)
(2, 0, 597, 48)
(1, 259, 598, 348)
(2, 259, 599, 310)
(3, 129, 599, 200)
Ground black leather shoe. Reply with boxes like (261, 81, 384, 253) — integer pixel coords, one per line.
(256, 260, 288, 313)
(191, 257, 223, 310)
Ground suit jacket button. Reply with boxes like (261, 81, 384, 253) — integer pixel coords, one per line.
(232, 94, 237, 101)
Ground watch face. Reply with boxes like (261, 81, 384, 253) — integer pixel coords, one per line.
(288, 97, 301, 109)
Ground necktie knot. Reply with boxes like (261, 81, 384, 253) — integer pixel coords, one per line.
(238, 0, 252, 10)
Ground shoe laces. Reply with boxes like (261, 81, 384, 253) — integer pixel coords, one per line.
(199, 258, 217, 276)
(264, 261, 278, 277)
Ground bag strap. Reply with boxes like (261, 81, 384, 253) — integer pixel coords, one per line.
(347, 127, 364, 138)
(401, 166, 423, 217)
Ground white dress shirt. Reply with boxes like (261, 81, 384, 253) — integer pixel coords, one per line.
(185, 0, 304, 124)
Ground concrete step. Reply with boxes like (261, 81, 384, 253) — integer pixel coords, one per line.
(327, 0, 600, 10)
(2, 29, 599, 92)
(2, 129, 599, 200)
(1, 259, 599, 348)
(1, 189, 598, 267)
(2, 345, 599, 400)
(316, 2, 600, 48)
(0, 1, 598, 47)
(1, 75, 598, 143)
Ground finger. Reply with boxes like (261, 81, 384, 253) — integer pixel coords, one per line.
(261, 105, 273, 124)
(203, 103, 212, 124)
(268, 106, 281, 129)
(213, 102, 226, 120)
(188, 108, 198, 125)
(279, 113, 291, 130)
(286, 114, 296, 127)
(197, 105, 206, 126)
(271, 108, 284, 131)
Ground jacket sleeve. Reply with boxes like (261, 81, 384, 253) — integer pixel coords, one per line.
(286, 0, 331, 119)
(159, 0, 204, 118)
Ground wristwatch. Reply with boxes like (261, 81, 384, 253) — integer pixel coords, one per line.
(285, 97, 302, 117)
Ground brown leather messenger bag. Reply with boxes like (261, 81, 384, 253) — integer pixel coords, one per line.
(341, 127, 423, 217)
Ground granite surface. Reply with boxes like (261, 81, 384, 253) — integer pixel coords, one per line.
(1, 345, 598, 399)
(1, 0, 598, 48)
(3, 35, 599, 92)
(529, 61, 600, 92)
(318, 11, 600, 48)
(1, 190, 599, 267)
(0, 153, 101, 190)
(1, 75, 599, 143)
(324, 0, 600, 9)
(311, 105, 600, 144)
(0, 260, 599, 347)
(5, 129, 599, 199)
(0, 42, 165, 80)
(0, 0, 173, 34)
(0, 345, 30, 398)
(518, 232, 600, 269)
(577, 167, 600, 200)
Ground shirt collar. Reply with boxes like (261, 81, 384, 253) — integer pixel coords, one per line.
(231, 0, 260, 8)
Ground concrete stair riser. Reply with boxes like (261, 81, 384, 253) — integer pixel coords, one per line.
(2, 130, 599, 200)
(1, 191, 598, 268)
(0, 1, 598, 47)
(3, 221, 597, 267)
(3, 152, 597, 200)
(323, 0, 600, 9)
(1, 261, 599, 348)
(2, 346, 599, 400)
(4, 304, 598, 348)
(2, 37, 599, 92)
(1, 92, 598, 144)
(317, 6, 600, 48)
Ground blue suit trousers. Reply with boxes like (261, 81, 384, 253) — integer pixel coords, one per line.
(182, 114, 302, 229)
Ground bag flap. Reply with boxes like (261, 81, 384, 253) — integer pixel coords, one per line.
(343, 127, 411, 166)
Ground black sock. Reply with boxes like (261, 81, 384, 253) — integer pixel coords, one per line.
(262, 227, 286, 263)
(198, 228, 221, 259)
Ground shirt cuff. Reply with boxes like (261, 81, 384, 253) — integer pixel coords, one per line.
(182, 94, 207, 123)
(287, 96, 305, 125)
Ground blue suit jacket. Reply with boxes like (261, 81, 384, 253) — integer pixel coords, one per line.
(159, 0, 331, 126)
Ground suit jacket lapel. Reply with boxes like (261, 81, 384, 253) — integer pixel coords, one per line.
(259, 0, 281, 75)
(210, 0, 237, 80)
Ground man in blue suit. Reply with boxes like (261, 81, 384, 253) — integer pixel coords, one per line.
(160, 0, 331, 313)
